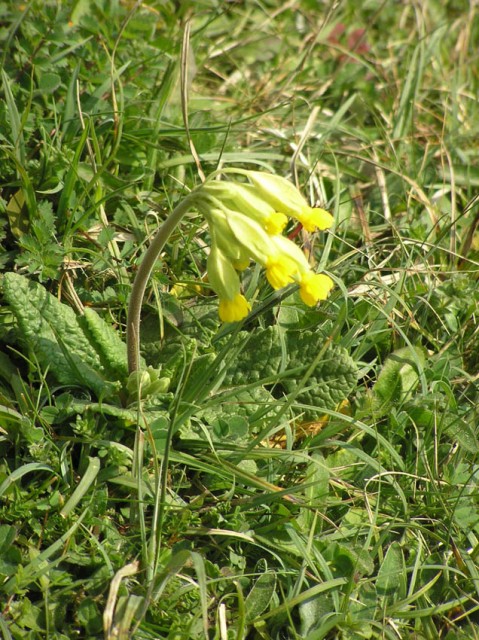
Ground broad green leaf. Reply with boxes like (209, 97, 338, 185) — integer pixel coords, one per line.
(77, 598, 102, 635)
(79, 307, 130, 379)
(3, 272, 118, 397)
(284, 331, 358, 421)
(443, 414, 478, 454)
(222, 326, 285, 387)
(37, 72, 61, 93)
(199, 386, 279, 436)
(299, 596, 335, 636)
(245, 570, 276, 622)
(219, 327, 357, 422)
(376, 542, 407, 599)
(371, 346, 425, 416)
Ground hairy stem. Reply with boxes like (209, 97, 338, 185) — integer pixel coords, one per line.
(127, 194, 195, 373)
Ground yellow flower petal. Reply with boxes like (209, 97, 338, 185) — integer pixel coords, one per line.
(299, 273, 334, 306)
(264, 212, 288, 235)
(297, 207, 334, 232)
(265, 255, 297, 289)
(218, 294, 251, 322)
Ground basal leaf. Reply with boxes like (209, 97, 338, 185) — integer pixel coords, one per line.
(284, 331, 358, 421)
(78, 307, 130, 379)
(222, 326, 285, 387)
(443, 414, 478, 454)
(3, 272, 117, 397)
(199, 386, 279, 436)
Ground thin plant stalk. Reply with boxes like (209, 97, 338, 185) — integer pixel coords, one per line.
(126, 194, 195, 373)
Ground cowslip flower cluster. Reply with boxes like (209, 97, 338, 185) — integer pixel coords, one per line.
(191, 170, 335, 322)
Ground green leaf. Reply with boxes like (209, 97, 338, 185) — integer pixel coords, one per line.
(5, 189, 29, 238)
(284, 331, 358, 421)
(60, 456, 101, 517)
(443, 414, 478, 454)
(376, 541, 407, 599)
(1, 68, 25, 165)
(219, 327, 357, 422)
(222, 326, 285, 387)
(371, 346, 425, 416)
(0, 462, 54, 500)
(199, 386, 280, 436)
(3, 272, 118, 397)
(245, 570, 276, 622)
(0, 525, 22, 579)
(77, 598, 103, 635)
(37, 72, 61, 93)
(79, 307, 130, 379)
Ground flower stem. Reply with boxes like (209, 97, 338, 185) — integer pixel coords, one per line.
(127, 194, 195, 373)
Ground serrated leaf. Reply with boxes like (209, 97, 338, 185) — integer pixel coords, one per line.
(3, 272, 117, 397)
(283, 331, 358, 421)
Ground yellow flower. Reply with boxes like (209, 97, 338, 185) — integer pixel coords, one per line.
(218, 293, 251, 322)
(264, 211, 288, 235)
(242, 171, 334, 232)
(191, 171, 336, 319)
(298, 272, 334, 306)
(201, 181, 286, 236)
(295, 207, 334, 232)
(204, 207, 252, 268)
(207, 242, 251, 322)
(265, 255, 298, 289)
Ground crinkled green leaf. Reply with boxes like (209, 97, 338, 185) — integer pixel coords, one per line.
(199, 386, 280, 436)
(222, 326, 285, 387)
(177, 301, 220, 340)
(3, 272, 118, 397)
(140, 301, 219, 366)
(218, 327, 356, 423)
(40, 397, 171, 428)
(78, 306, 131, 379)
(284, 331, 357, 421)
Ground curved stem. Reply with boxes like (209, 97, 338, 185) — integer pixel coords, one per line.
(127, 194, 195, 373)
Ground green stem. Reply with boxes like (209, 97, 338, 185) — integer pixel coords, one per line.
(127, 194, 195, 373)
